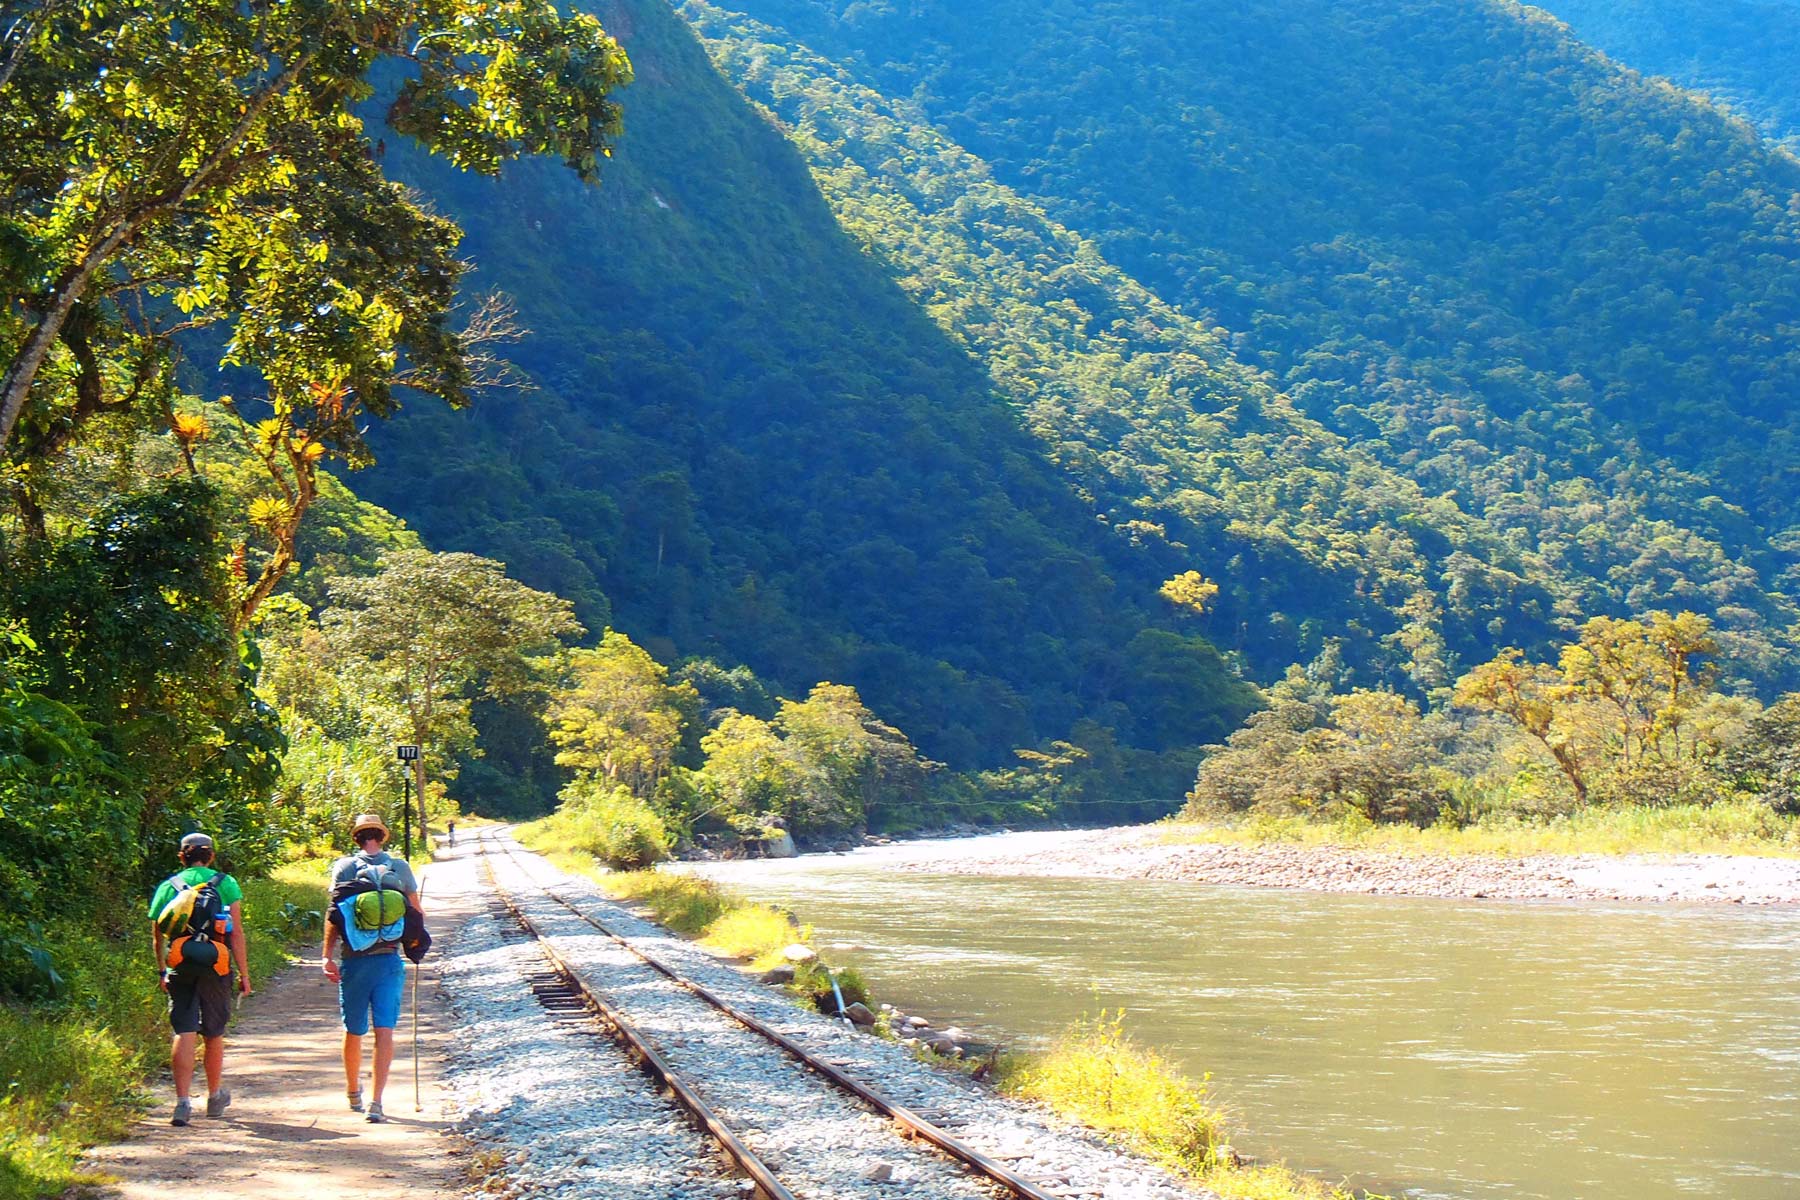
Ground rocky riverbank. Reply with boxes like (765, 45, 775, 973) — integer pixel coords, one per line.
(858, 826, 1800, 905)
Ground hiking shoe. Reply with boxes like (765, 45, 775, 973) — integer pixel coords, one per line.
(170, 1098, 192, 1127)
(365, 1101, 386, 1124)
(347, 1089, 363, 1113)
(206, 1087, 231, 1118)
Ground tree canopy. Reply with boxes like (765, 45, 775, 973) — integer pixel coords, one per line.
(0, 0, 630, 505)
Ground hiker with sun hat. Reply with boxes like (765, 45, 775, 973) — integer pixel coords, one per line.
(323, 813, 420, 1123)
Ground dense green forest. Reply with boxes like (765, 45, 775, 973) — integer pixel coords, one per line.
(1542, 0, 1800, 148)
(345, 0, 1800, 800)
(358, 0, 1258, 789)
(663, 0, 1800, 695)
(10, 0, 1800, 859)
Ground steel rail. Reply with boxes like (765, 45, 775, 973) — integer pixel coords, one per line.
(488, 836, 1063, 1200)
(476, 849, 799, 1200)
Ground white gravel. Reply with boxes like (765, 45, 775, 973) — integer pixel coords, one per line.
(478, 829, 1217, 1200)
(431, 846, 744, 1200)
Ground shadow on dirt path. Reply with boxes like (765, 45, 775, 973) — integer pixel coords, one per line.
(80, 860, 475, 1200)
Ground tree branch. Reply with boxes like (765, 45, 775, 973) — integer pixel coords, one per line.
(1, 54, 310, 450)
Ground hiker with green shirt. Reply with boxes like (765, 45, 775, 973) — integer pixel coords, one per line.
(148, 832, 251, 1127)
(324, 813, 421, 1124)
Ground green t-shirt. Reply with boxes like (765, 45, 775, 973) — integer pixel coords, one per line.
(148, 866, 244, 923)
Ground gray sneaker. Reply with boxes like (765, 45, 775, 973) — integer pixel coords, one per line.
(347, 1089, 363, 1113)
(205, 1087, 231, 1118)
(170, 1098, 192, 1127)
(365, 1101, 386, 1124)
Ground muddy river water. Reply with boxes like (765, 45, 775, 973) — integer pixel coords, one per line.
(688, 833, 1800, 1200)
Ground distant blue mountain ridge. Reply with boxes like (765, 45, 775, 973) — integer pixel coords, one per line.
(1543, 0, 1800, 148)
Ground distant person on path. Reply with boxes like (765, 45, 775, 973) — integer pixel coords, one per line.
(149, 832, 251, 1126)
(324, 813, 421, 1123)
(447, 819, 456, 848)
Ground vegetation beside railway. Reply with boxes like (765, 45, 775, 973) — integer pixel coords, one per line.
(524, 827, 1389, 1200)
(0, 865, 328, 1200)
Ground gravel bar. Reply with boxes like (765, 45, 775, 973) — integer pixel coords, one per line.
(487, 829, 1217, 1200)
(431, 846, 745, 1200)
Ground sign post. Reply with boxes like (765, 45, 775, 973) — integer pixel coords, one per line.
(396, 744, 420, 859)
(394, 742, 424, 1114)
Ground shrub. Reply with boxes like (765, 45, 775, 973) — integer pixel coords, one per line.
(1590, 761, 1717, 809)
(789, 961, 870, 1014)
(550, 779, 671, 870)
(999, 1010, 1223, 1172)
(596, 870, 730, 932)
(700, 904, 805, 965)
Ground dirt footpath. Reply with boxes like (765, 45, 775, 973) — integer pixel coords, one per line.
(82, 866, 474, 1200)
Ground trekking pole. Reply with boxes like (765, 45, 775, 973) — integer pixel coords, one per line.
(412, 959, 421, 1112)
(413, 863, 426, 1113)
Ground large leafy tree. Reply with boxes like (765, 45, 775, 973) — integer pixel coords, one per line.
(0, 479, 285, 881)
(546, 630, 697, 797)
(0, 0, 631, 558)
(321, 548, 581, 846)
(1454, 611, 1727, 805)
(774, 683, 929, 835)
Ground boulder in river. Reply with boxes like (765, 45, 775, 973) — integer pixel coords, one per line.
(761, 830, 797, 858)
(781, 943, 818, 964)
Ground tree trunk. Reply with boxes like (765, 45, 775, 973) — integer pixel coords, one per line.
(1550, 744, 1587, 805)
(0, 247, 123, 447)
(0, 0, 54, 91)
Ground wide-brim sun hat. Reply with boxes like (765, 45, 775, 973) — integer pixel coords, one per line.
(350, 813, 390, 841)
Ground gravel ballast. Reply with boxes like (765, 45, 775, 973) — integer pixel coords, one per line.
(472, 830, 1215, 1200)
(431, 845, 745, 1200)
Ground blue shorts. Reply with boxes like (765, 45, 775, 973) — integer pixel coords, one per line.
(338, 952, 405, 1034)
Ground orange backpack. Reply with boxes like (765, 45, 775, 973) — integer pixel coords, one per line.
(160, 871, 231, 979)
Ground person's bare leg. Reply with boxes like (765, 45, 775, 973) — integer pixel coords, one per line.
(202, 1035, 224, 1094)
(371, 1028, 396, 1102)
(343, 1032, 363, 1095)
(171, 1032, 197, 1100)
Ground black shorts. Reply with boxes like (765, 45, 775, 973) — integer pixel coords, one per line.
(167, 970, 232, 1037)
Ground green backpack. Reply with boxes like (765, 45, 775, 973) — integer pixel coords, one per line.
(351, 886, 407, 931)
(330, 860, 407, 947)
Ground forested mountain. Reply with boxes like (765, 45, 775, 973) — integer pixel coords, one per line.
(354, 0, 1800, 791)
(1542, 0, 1800, 148)
(357, 0, 1257, 778)
(668, 0, 1800, 692)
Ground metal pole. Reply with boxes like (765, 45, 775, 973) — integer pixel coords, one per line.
(401, 770, 413, 860)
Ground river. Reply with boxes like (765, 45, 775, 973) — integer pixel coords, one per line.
(686, 831, 1800, 1200)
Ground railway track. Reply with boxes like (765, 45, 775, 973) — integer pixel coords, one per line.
(473, 829, 1068, 1200)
